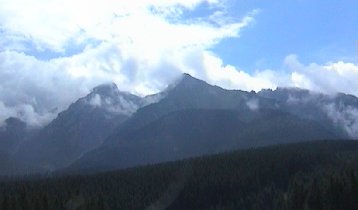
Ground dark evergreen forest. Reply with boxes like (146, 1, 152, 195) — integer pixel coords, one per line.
(1, 140, 358, 210)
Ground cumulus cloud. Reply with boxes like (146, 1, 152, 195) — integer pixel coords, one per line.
(284, 55, 358, 96)
(0, 50, 90, 127)
(0, 0, 257, 126)
(0, 0, 358, 128)
(0, 0, 245, 52)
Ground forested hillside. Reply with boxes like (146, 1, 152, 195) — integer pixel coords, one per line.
(1, 140, 358, 210)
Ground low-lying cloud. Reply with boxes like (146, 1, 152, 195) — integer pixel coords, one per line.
(87, 93, 140, 116)
(246, 98, 259, 111)
(324, 103, 358, 138)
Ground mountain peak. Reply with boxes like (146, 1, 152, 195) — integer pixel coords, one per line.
(5, 117, 26, 129)
(181, 73, 197, 81)
(90, 83, 122, 99)
(182, 72, 193, 78)
(82, 82, 146, 116)
(174, 73, 208, 88)
(92, 82, 118, 94)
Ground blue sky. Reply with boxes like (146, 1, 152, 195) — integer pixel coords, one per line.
(0, 0, 358, 126)
(212, 0, 358, 71)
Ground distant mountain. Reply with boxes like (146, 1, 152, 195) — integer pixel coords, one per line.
(5, 74, 358, 175)
(0, 117, 27, 155)
(67, 109, 337, 173)
(15, 83, 145, 173)
(0, 118, 38, 175)
(108, 73, 265, 136)
(258, 87, 358, 137)
(66, 74, 345, 173)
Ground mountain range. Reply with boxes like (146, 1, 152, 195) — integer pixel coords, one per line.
(1, 73, 357, 175)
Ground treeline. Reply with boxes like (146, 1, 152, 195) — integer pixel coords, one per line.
(1, 140, 358, 209)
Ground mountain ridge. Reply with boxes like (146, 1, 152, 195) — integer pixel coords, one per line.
(63, 74, 351, 173)
(2, 73, 358, 175)
(14, 83, 146, 173)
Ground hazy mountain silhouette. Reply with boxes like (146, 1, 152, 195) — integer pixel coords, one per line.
(15, 83, 145, 173)
(0, 118, 27, 154)
(3, 74, 357, 175)
(65, 74, 344, 173)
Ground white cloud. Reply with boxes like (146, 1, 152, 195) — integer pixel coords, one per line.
(0, 100, 56, 128)
(246, 98, 259, 111)
(198, 51, 278, 91)
(0, 0, 258, 126)
(0, 0, 238, 52)
(284, 55, 358, 96)
(88, 94, 102, 108)
(86, 93, 140, 116)
(324, 103, 358, 138)
(1, 0, 358, 128)
(0, 50, 91, 127)
(191, 53, 358, 98)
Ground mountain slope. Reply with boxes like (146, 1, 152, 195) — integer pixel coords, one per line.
(16, 83, 144, 173)
(0, 118, 28, 155)
(8, 74, 358, 175)
(67, 107, 338, 173)
(258, 87, 358, 137)
(65, 74, 350, 173)
(108, 74, 274, 138)
(0, 118, 38, 175)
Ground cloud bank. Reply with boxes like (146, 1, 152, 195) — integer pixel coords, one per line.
(0, 0, 358, 127)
